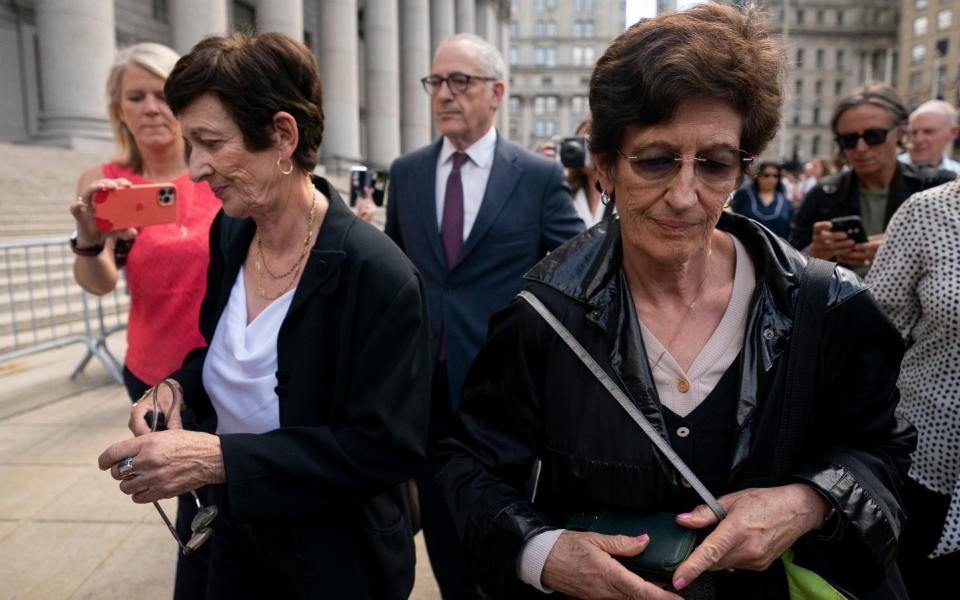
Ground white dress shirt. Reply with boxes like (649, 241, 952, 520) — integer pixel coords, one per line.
(517, 233, 756, 592)
(435, 125, 498, 239)
(202, 266, 293, 435)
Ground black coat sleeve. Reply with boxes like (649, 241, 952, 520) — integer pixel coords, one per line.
(434, 298, 558, 598)
(791, 281, 916, 588)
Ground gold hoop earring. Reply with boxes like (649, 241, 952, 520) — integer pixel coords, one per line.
(277, 154, 294, 175)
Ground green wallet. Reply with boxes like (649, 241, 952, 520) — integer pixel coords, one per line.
(565, 510, 698, 583)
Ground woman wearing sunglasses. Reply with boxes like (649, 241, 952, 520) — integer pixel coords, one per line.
(789, 84, 952, 270)
(433, 5, 914, 599)
(729, 161, 794, 239)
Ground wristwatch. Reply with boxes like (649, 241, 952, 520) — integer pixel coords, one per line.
(70, 230, 104, 257)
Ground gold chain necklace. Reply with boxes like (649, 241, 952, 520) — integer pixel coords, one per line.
(255, 194, 318, 301)
(647, 249, 713, 374)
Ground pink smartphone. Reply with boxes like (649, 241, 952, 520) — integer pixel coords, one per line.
(92, 183, 177, 232)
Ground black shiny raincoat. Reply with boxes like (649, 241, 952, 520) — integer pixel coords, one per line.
(435, 213, 916, 599)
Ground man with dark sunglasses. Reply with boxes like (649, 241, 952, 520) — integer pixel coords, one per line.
(789, 84, 952, 270)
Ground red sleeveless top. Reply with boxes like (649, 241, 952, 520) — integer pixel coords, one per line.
(101, 163, 221, 385)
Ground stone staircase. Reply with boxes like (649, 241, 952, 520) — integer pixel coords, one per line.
(0, 143, 127, 367)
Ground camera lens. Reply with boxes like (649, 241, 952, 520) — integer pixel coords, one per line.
(559, 138, 587, 169)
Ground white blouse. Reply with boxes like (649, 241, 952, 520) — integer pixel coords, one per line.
(867, 180, 960, 558)
(202, 266, 294, 435)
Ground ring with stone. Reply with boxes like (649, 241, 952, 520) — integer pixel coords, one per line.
(117, 456, 136, 479)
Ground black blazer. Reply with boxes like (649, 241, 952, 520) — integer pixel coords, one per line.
(385, 133, 584, 406)
(173, 178, 431, 598)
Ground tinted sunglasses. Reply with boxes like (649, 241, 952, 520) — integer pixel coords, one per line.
(834, 127, 894, 150)
(617, 147, 753, 186)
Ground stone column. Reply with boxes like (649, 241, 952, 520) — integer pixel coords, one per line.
(318, 0, 361, 170)
(400, 0, 432, 151)
(476, 0, 497, 40)
(33, 0, 115, 150)
(364, 0, 401, 166)
(431, 0, 455, 56)
(520, 95, 533, 149)
(455, 0, 476, 33)
(558, 95, 571, 138)
(430, 0, 455, 139)
(498, 9, 511, 136)
(255, 0, 303, 41)
(168, 0, 228, 55)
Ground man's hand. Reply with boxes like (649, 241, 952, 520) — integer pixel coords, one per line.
(541, 530, 683, 599)
(670, 484, 830, 590)
(842, 233, 883, 268)
(98, 430, 225, 503)
(808, 221, 854, 260)
(355, 187, 377, 222)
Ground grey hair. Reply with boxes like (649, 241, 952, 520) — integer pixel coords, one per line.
(440, 33, 505, 80)
(912, 99, 959, 127)
(830, 82, 909, 133)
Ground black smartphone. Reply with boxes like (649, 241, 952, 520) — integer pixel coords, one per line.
(369, 170, 388, 207)
(349, 165, 368, 207)
(830, 215, 868, 244)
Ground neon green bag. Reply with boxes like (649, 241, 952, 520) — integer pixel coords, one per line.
(781, 548, 847, 600)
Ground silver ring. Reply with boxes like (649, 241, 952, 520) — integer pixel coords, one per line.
(118, 456, 136, 480)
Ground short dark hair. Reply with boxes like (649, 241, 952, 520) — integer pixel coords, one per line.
(830, 82, 908, 134)
(589, 3, 784, 171)
(165, 32, 324, 172)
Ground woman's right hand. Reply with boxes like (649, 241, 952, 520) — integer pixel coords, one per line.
(128, 380, 184, 436)
(541, 531, 683, 599)
(70, 178, 135, 247)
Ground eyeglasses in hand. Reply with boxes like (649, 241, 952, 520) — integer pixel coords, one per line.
(834, 127, 895, 150)
(421, 71, 497, 96)
(147, 379, 218, 555)
(617, 146, 753, 187)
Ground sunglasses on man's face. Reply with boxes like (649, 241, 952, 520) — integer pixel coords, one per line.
(834, 127, 894, 150)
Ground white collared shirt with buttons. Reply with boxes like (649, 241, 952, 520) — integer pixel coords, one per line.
(435, 125, 498, 239)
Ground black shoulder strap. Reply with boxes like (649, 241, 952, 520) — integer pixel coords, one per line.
(771, 258, 836, 482)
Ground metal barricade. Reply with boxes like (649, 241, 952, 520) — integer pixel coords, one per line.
(0, 237, 126, 383)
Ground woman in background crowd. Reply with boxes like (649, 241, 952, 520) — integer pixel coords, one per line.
(792, 155, 836, 207)
(70, 42, 220, 402)
(69, 43, 220, 599)
(729, 161, 794, 239)
(867, 179, 960, 599)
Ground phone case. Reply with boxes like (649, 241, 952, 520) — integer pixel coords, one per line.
(92, 183, 177, 232)
(566, 510, 699, 582)
(830, 216, 868, 244)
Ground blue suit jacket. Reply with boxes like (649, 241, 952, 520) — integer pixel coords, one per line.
(386, 133, 584, 406)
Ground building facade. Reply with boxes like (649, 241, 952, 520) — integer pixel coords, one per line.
(657, 0, 678, 12)
(506, 0, 625, 150)
(0, 0, 510, 173)
(752, 0, 900, 164)
(897, 0, 960, 111)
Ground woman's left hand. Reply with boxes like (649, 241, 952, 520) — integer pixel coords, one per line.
(670, 483, 831, 590)
(97, 430, 226, 503)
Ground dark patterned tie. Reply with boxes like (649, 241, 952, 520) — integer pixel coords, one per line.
(440, 152, 469, 268)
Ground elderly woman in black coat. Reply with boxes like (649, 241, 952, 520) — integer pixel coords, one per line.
(435, 5, 915, 599)
(97, 33, 430, 599)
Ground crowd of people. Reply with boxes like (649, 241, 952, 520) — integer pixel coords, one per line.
(78, 3, 960, 599)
